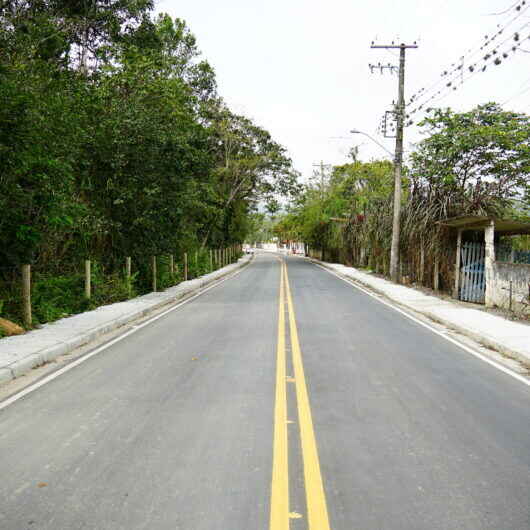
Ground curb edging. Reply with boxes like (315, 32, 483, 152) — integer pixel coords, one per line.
(0, 255, 253, 386)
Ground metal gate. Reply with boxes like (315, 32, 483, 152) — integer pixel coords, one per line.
(459, 241, 486, 303)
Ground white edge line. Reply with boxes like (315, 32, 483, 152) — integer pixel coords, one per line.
(312, 261, 530, 388)
(0, 261, 252, 412)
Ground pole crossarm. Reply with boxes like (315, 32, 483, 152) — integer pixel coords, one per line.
(370, 44, 418, 49)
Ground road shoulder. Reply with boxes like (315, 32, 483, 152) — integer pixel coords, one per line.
(307, 257, 530, 377)
(0, 255, 253, 388)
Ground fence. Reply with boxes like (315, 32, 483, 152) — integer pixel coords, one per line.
(0, 244, 242, 332)
(496, 246, 530, 265)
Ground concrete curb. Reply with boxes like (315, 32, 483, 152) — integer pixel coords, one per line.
(0, 255, 253, 385)
(309, 258, 530, 367)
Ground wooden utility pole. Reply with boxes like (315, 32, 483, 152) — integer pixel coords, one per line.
(371, 42, 417, 283)
(312, 161, 331, 200)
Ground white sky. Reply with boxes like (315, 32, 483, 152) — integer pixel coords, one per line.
(155, 0, 530, 179)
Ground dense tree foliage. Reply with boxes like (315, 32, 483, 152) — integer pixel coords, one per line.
(276, 103, 529, 286)
(0, 3, 297, 267)
(0, 1, 297, 325)
(409, 103, 530, 220)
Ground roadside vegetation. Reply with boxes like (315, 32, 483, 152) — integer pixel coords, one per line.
(275, 103, 530, 291)
(0, 1, 298, 328)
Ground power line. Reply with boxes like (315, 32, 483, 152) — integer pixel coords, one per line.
(408, 1, 530, 109)
(502, 75, 530, 104)
(485, 0, 522, 16)
(409, 2, 530, 106)
(406, 23, 530, 121)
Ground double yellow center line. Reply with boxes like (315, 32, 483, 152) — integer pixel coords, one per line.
(270, 260, 331, 530)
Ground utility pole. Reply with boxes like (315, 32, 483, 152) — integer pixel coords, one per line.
(370, 42, 417, 282)
(312, 161, 331, 200)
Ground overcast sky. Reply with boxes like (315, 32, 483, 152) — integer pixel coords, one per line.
(155, 0, 530, 179)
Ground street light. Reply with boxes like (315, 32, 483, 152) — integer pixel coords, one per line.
(350, 129, 394, 157)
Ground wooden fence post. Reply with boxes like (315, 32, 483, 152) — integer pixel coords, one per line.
(126, 257, 132, 297)
(21, 264, 32, 328)
(85, 259, 91, 299)
(169, 254, 174, 280)
(184, 252, 188, 281)
(209, 250, 213, 271)
(152, 256, 157, 292)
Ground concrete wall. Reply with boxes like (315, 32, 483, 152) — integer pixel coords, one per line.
(490, 261, 530, 314)
(484, 221, 495, 307)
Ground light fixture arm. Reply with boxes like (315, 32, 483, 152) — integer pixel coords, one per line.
(349, 130, 394, 157)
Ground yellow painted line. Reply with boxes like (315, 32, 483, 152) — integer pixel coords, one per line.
(284, 262, 331, 530)
(269, 262, 290, 530)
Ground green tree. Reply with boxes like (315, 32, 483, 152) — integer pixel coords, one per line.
(0, 4, 297, 325)
(410, 103, 530, 218)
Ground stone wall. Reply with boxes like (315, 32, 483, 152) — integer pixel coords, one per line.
(491, 261, 530, 314)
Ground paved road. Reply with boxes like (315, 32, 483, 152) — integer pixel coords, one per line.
(1, 253, 529, 530)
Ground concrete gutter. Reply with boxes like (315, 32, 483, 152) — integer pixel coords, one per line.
(310, 258, 530, 367)
(0, 255, 253, 385)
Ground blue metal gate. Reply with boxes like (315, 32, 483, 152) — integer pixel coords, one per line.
(459, 241, 486, 303)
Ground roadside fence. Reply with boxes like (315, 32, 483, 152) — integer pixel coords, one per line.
(0, 245, 243, 331)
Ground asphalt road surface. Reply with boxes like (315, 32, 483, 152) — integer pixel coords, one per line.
(1, 253, 529, 530)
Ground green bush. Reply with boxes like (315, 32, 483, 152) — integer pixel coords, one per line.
(32, 274, 89, 324)
(91, 264, 137, 307)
